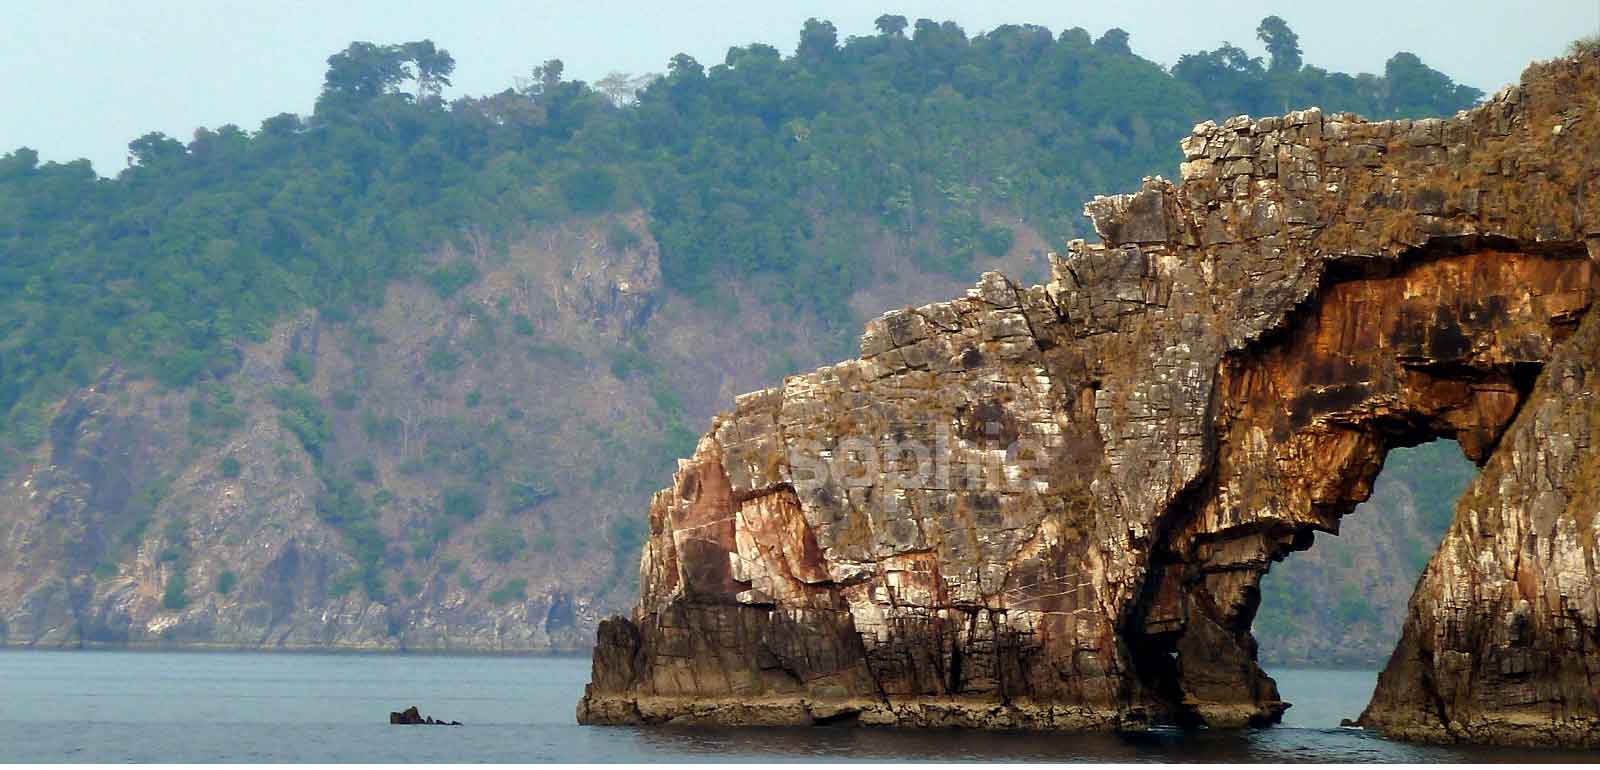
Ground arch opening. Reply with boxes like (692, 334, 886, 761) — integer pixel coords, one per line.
(1253, 438, 1478, 727)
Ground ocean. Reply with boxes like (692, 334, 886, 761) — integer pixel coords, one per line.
(0, 649, 1591, 763)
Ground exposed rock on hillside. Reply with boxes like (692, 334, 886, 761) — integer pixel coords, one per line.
(580, 51, 1600, 746)
(0, 217, 668, 651)
(0, 208, 1046, 652)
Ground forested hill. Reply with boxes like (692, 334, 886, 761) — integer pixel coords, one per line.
(0, 16, 1479, 458)
(0, 16, 1483, 654)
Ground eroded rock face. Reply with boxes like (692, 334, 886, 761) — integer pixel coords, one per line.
(1359, 306, 1600, 746)
(580, 51, 1600, 745)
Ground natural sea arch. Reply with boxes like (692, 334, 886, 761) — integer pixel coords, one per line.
(579, 241, 1596, 737)
(580, 55, 1600, 746)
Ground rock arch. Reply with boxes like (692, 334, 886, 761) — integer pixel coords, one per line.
(579, 51, 1600, 747)
(1130, 241, 1590, 729)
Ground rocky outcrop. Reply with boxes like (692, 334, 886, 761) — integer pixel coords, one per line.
(390, 706, 462, 725)
(579, 51, 1600, 746)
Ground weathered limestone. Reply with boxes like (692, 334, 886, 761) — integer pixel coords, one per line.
(580, 51, 1600, 746)
(1359, 307, 1600, 747)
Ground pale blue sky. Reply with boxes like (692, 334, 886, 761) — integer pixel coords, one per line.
(4, 0, 1596, 174)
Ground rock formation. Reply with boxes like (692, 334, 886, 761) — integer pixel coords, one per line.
(1252, 439, 1477, 670)
(579, 50, 1600, 747)
(390, 705, 462, 725)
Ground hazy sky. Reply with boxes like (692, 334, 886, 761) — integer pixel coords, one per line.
(5, 1, 1596, 174)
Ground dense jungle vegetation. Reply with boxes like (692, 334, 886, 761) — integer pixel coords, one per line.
(0, 15, 1482, 459)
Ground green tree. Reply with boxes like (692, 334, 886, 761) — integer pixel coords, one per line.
(1173, 43, 1268, 117)
(441, 485, 485, 520)
(478, 524, 527, 563)
(318, 41, 410, 108)
(1094, 28, 1132, 56)
(557, 168, 617, 212)
(875, 14, 909, 37)
(488, 578, 528, 605)
(1383, 52, 1483, 117)
(1256, 16, 1302, 74)
(163, 571, 189, 610)
(403, 40, 455, 104)
(127, 132, 185, 167)
(797, 18, 839, 63)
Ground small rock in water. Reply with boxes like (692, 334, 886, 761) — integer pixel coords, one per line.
(389, 705, 462, 726)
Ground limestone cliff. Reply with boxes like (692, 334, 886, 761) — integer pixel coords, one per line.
(579, 50, 1600, 746)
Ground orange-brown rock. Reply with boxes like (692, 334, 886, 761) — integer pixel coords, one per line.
(579, 50, 1600, 746)
(1358, 304, 1600, 747)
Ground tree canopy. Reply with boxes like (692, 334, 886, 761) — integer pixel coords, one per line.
(0, 18, 1484, 453)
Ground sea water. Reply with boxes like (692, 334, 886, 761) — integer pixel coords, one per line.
(0, 649, 1592, 763)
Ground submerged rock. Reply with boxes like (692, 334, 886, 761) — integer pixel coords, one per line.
(579, 51, 1600, 747)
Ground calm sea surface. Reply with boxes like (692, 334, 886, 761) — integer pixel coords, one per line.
(0, 650, 1593, 763)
